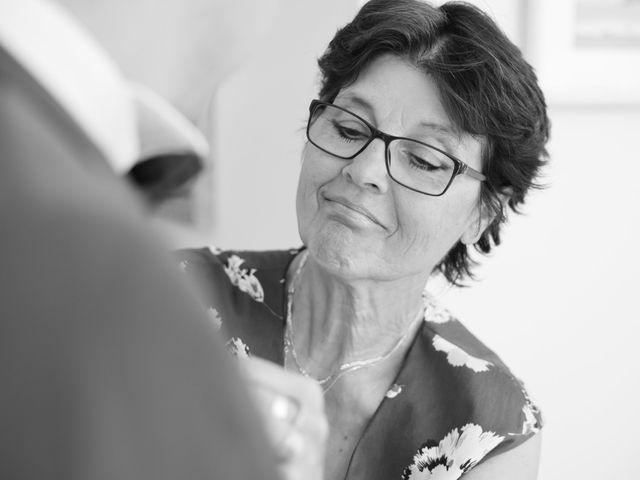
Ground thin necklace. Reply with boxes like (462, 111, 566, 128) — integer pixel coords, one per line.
(283, 250, 423, 393)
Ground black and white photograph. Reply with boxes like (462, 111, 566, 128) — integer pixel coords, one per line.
(1, 0, 638, 479)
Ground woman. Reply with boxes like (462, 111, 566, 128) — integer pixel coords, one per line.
(178, 1, 548, 478)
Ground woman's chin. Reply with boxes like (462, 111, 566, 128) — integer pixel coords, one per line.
(306, 224, 377, 279)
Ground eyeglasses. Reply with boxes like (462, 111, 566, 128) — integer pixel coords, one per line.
(306, 100, 486, 196)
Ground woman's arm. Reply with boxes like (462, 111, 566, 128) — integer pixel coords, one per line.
(464, 433, 541, 480)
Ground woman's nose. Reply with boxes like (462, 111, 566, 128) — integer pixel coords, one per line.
(341, 139, 390, 193)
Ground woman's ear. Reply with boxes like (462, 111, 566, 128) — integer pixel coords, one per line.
(460, 189, 511, 245)
(460, 204, 494, 246)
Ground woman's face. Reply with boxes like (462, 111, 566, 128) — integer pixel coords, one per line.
(296, 54, 488, 283)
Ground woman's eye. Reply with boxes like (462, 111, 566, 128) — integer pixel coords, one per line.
(333, 121, 367, 140)
(409, 154, 442, 171)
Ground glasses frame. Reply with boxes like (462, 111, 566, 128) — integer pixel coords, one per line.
(306, 99, 486, 197)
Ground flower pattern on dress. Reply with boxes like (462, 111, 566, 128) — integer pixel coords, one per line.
(226, 337, 250, 358)
(402, 423, 504, 480)
(521, 401, 541, 436)
(209, 245, 222, 255)
(432, 335, 492, 373)
(517, 380, 542, 435)
(207, 307, 222, 331)
(223, 254, 265, 302)
(422, 293, 454, 324)
(386, 383, 403, 399)
(178, 260, 188, 272)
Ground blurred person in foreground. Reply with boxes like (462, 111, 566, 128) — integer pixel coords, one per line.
(177, 1, 549, 479)
(0, 0, 327, 479)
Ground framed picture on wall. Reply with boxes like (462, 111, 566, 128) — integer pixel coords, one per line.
(524, 0, 640, 106)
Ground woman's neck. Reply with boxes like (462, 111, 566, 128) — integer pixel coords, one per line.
(287, 251, 428, 381)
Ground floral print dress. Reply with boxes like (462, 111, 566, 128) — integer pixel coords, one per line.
(176, 247, 542, 480)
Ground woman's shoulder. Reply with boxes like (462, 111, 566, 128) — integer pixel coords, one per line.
(395, 293, 543, 473)
(420, 292, 521, 376)
(429, 294, 540, 425)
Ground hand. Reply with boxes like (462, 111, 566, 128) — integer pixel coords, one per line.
(240, 357, 328, 480)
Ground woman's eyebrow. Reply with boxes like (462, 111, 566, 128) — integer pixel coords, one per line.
(415, 121, 464, 148)
(418, 121, 458, 137)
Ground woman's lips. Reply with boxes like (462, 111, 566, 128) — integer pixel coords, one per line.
(323, 194, 386, 229)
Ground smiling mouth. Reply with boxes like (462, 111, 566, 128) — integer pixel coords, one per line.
(323, 195, 385, 229)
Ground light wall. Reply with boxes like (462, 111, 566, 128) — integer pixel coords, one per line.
(209, 0, 362, 248)
(208, 1, 639, 478)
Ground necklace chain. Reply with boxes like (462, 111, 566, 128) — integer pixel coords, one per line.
(283, 250, 423, 393)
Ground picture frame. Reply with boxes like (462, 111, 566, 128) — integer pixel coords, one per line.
(524, 0, 640, 106)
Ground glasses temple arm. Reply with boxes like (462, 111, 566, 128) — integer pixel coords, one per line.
(459, 162, 486, 182)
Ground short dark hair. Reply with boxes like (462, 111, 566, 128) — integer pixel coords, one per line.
(317, 0, 550, 285)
